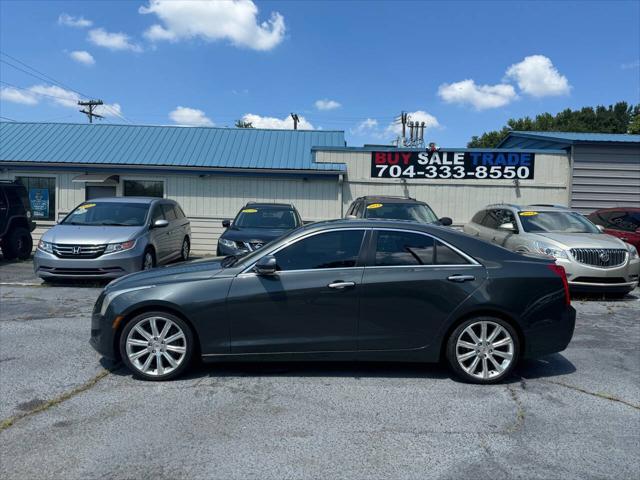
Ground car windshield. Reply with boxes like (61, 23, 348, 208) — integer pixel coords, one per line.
(364, 203, 438, 223)
(519, 211, 600, 233)
(233, 207, 299, 229)
(62, 202, 149, 226)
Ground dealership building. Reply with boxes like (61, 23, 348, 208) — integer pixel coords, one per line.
(1, 122, 638, 254)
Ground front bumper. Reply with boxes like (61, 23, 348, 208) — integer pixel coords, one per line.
(556, 257, 639, 293)
(34, 244, 145, 279)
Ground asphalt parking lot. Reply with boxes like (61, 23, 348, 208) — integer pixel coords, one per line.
(0, 259, 639, 480)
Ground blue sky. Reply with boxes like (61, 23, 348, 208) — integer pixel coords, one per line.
(1, 0, 638, 147)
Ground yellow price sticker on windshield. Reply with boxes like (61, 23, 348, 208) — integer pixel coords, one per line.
(519, 211, 538, 216)
(367, 203, 383, 209)
(242, 208, 258, 213)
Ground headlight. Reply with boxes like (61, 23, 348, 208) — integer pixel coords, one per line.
(532, 240, 568, 259)
(104, 240, 136, 254)
(100, 285, 155, 316)
(38, 240, 53, 253)
(218, 238, 238, 249)
(625, 242, 639, 260)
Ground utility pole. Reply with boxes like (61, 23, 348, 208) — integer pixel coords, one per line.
(78, 100, 104, 124)
(290, 113, 299, 130)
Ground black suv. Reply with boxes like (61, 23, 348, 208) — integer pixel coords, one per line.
(0, 181, 36, 260)
(217, 202, 303, 256)
(345, 196, 452, 226)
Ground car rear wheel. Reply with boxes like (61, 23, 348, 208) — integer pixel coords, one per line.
(180, 237, 190, 261)
(120, 312, 194, 381)
(1, 227, 33, 260)
(142, 249, 155, 270)
(446, 317, 519, 384)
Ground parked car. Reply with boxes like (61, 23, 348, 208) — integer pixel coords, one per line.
(0, 180, 35, 260)
(464, 204, 639, 295)
(91, 219, 575, 383)
(34, 197, 191, 280)
(587, 207, 640, 251)
(216, 202, 302, 256)
(345, 196, 452, 226)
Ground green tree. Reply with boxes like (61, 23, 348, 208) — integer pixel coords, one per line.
(234, 120, 253, 128)
(467, 102, 638, 148)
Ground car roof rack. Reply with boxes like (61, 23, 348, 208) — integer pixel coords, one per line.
(527, 204, 569, 209)
(356, 195, 417, 201)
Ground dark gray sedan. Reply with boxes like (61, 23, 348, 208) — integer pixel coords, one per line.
(91, 219, 575, 384)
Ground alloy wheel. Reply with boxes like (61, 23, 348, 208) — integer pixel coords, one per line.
(455, 320, 514, 380)
(143, 251, 154, 270)
(182, 239, 189, 260)
(125, 316, 187, 377)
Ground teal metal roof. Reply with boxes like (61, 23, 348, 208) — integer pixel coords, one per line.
(498, 131, 640, 149)
(0, 122, 346, 173)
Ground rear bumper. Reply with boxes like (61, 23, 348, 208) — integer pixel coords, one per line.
(523, 306, 576, 359)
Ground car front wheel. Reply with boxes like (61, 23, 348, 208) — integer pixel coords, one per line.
(120, 311, 194, 381)
(446, 317, 519, 384)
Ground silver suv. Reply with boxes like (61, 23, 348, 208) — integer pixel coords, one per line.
(34, 197, 191, 281)
(464, 204, 639, 295)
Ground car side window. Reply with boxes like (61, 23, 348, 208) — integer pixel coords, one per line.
(435, 240, 470, 265)
(375, 231, 435, 266)
(274, 230, 365, 271)
(471, 210, 486, 224)
(150, 205, 164, 223)
(354, 201, 364, 218)
(481, 210, 502, 229)
(162, 204, 177, 221)
(175, 205, 186, 219)
(500, 210, 517, 228)
(606, 211, 640, 232)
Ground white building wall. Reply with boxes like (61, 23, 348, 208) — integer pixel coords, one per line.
(314, 150, 572, 224)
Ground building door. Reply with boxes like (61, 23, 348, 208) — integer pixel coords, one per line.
(85, 185, 117, 200)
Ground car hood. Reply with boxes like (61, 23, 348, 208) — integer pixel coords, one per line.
(534, 232, 626, 249)
(221, 227, 289, 243)
(42, 224, 143, 244)
(106, 257, 230, 291)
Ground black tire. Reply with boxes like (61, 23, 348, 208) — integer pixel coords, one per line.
(446, 316, 519, 384)
(180, 237, 190, 261)
(1, 227, 33, 260)
(119, 311, 195, 381)
(141, 248, 156, 270)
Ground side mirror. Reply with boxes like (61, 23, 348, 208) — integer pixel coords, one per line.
(254, 255, 277, 275)
(345, 215, 357, 219)
(596, 225, 605, 233)
(222, 219, 231, 228)
(152, 219, 169, 229)
(498, 222, 516, 232)
(438, 217, 453, 227)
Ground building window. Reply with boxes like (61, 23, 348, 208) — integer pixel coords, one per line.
(86, 185, 117, 200)
(123, 180, 164, 198)
(15, 176, 56, 220)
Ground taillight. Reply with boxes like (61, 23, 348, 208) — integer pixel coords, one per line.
(547, 263, 570, 306)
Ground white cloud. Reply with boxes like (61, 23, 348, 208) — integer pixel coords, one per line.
(241, 113, 314, 130)
(58, 13, 93, 28)
(505, 55, 570, 97)
(386, 110, 439, 136)
(169, 106, 214, 127)
(88, 28, 142, 52)
(438, 80, 517, 110)
(0, 87, 38, 105)
(1, 84, 122, 117)
(350, 118, 378, 136)
(315, 99, 341, 111)
(69, 50, 95, 66)
(139, 0, 286, 51)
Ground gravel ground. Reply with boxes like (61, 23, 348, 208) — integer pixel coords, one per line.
(0, 259, 638, 480)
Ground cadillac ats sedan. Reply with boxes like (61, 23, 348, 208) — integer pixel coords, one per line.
(91, 219, 576, 384)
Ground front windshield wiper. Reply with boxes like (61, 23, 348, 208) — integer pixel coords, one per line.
(98, 222, 133, 226)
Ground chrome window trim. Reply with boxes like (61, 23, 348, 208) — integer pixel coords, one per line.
(239, 226, 481, 274)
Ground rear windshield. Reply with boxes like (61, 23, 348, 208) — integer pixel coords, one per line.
(519, 211, 600, 234)
(364, 203, 438, 224)
(234, 207, 299, 229)
(63, 202, 149, 226)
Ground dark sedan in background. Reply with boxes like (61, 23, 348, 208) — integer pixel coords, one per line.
(216, 202, 302, 256)
(91, 219, 575, 384)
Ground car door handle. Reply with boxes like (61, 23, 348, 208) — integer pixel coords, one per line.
(328, 281, 355, 289)
(447, 275, 475, 283)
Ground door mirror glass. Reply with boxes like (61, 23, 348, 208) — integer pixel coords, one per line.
(255, 255, 277, 275)
(152, 219, 169, 229)
(498, 222, 516, 232)
(438, 217, 453, 227)
(596, 224, 605, 233)
(222, 219, 231, 228)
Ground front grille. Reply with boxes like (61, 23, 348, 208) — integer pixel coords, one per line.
(52, 243, 107, 259)
(570, 248, 627, 268)
(235, 241, 266, 252)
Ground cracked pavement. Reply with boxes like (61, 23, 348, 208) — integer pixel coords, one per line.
(1, 260, 639, 479)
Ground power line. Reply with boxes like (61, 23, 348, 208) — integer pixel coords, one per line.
(0, 115, 18, 122)
(0, 51, 132, 124)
